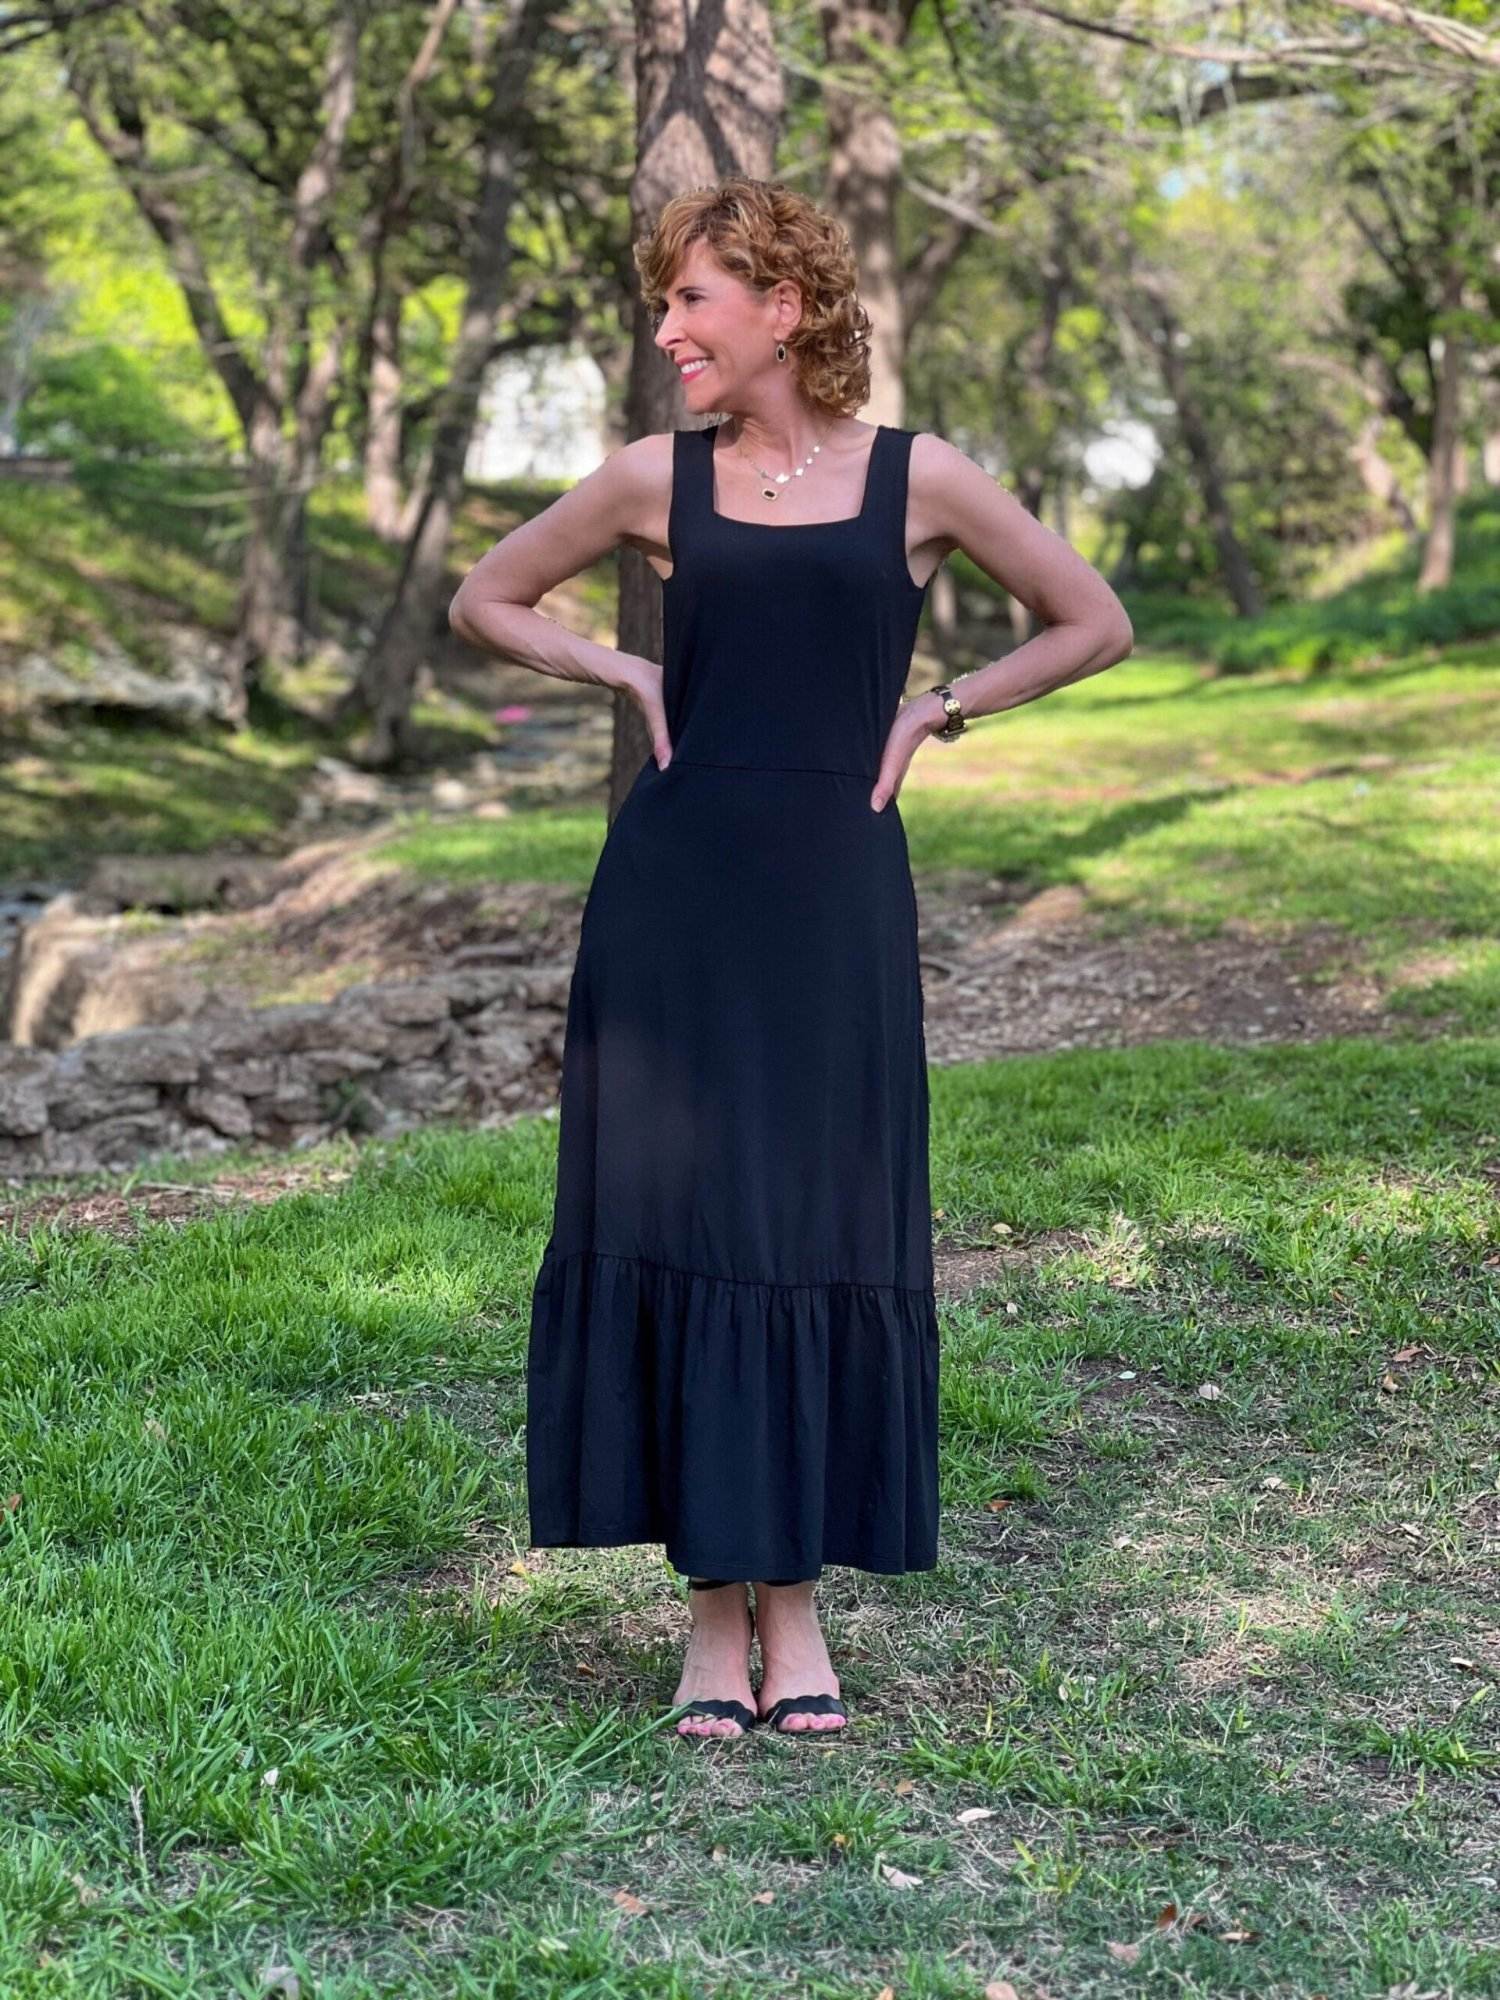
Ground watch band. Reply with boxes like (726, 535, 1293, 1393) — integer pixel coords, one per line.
(928, 684, 966, 741)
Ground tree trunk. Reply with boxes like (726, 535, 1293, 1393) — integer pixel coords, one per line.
(63, 1, 362, 717)
(612, 0, 784, 820)
(821, 1, 905, 426)
(342, 0, 555, 764)
(1134, 288, 1264, 618)
(1350, 414, 1419, 536)
(1417, 261, 1465, 592)
(363, 284, 407, 542)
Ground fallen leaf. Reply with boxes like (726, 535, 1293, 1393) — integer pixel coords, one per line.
(831, 1832, 850, 1848)
(1449, 1657, 1478, 1671)
(957, 1806, 996, 1824)
(710, 1844, 729, 1861)
(1195, 1382, 1224, 1402)
(893, 1778, 916, 1795)
(991, 1221, 1013, 1236)
(1391, 1345, 1423, 1362)
(2, 1494, 19, 1512)
(1219, 1927, 1259, 1942)
(575, 1661, 597, 1676)
(612, 1889, 648, 1915)
(749, 1890, 774, 1905)
(1155, 1902, 1178, 1927)
(878, 1861, 922, 1889)
(1108, 1941, 1141, 1965)
(984, 1497, 1013, 1512)
(507, 1559, 530, 1576)
(1261, 1474, 1287, 1491)
(1380, 1373, 1401, 1393)
(985, 1983, 1021, 2000)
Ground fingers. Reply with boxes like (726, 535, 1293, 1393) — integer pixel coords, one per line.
(870, 758, 905, 811)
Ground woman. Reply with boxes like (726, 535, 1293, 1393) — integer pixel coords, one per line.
(449, 177, 1132, 1741)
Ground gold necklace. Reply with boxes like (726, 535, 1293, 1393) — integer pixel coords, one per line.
(731, 418, 838, 502)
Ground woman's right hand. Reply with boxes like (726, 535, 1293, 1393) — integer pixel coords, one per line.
(611, 654, 674, 770)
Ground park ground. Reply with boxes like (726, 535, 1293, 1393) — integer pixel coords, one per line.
(0, 477, 1497, 1996)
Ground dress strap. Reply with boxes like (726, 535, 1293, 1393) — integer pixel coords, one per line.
(864, 424, 914, 573)
(669, 423, 716, 561)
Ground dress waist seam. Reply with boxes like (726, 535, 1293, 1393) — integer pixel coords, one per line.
(663, 757, 878, 781)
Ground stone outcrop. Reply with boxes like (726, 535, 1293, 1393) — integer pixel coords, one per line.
(14, 625, 244, 727)
(0, 964, 570, 1178)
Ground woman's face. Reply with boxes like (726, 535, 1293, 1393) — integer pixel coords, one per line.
(652, 239, 792, 408)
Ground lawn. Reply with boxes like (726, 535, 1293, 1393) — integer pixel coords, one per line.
(1, 1036, 1496, 1996)
(3, 484, 1498, 1994)
(377, 640, 1500, 1035)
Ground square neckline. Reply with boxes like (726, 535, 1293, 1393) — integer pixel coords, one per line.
(706, 421, 887, 530)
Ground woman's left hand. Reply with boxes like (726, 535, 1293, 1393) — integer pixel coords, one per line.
(871, 692, 941, 812)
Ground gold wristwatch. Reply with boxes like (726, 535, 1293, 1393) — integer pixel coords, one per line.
(927, 683, 967, 741)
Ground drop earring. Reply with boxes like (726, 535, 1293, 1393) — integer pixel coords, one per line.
(775, 341, 787, 363)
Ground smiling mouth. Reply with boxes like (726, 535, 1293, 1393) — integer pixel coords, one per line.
(679, 358, 711, 378)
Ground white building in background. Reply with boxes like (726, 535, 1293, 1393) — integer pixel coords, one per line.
(1083, 418, 1159, 493)
(465, 343, 608, 483)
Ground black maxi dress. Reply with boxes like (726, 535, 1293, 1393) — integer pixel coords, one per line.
(525, 420, 939, 1581)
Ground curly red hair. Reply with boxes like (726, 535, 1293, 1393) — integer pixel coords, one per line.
(633, 175, 873, 418)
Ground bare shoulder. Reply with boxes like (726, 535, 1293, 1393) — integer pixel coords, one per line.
(908, 430, 992, 504)
(905, 428, 1133, 643)
(905, 430, 982, 567)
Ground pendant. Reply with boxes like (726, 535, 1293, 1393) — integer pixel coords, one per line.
(761, 485, 778, 501)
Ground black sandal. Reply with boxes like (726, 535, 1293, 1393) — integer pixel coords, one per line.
(759, 1691, 848, 1733)
(672, 1580, 758, 1739)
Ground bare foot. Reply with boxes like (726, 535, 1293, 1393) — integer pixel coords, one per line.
(753, 1581, 846, 1732)
(671, 1582, 755, 1738)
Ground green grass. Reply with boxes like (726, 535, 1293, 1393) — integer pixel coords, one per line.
(1, 716, 322, 878)
(2, 1040, 1496, 1995)
(374, 642, 1500, 1032)
(1110, 487, 1500, 667)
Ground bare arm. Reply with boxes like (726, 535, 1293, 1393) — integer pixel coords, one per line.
(905, 434, 1134, 735)
(448, 434, 666, 694)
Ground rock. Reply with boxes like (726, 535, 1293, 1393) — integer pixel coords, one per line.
(373, 1063, 465, 1116)
(386, 1021, 452, 1063)
(454, 1027, 534, 1075)
(327, 1005, 396, 1058)
(253, 1005, 337, 1054)
(515, 966, 575, 1007)
(82, 1111, 191, 1165)
(206, 1056, 278, 1096)
(185, 1087, 254, 1138)
(311, 757, 389, 807)
(0, 1051, 52, 1137)
(302, 1047, 383, 1084)
(2, 893, 208, 1046)
(49, 1082, 161, 1132)
(15, 627, 240, 726)
(369, 982, 454, 1026)
(84, 855, 281, 914)
(82, 1027, 202, 1087)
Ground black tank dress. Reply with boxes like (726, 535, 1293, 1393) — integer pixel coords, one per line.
(525, 419, 939, 1580)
